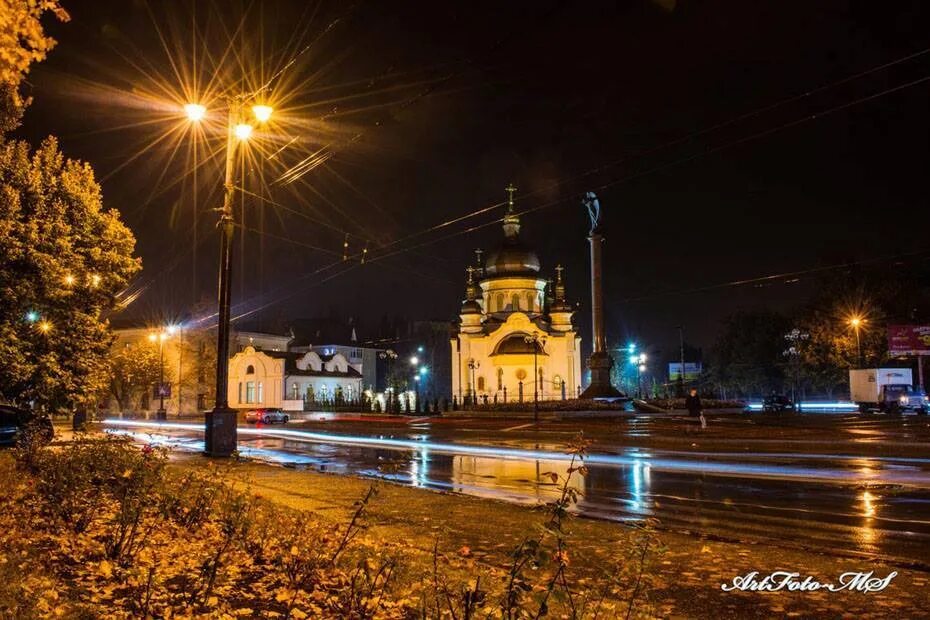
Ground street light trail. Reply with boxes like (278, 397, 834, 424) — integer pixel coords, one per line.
(104, 420, 930, 486)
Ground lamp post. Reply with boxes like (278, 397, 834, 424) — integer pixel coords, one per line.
(409, 355, 420, 412)
(186, 98, 272, 456)
(849, 317, 864, 368)
(379, 349, 398, 412)
(467, 359, 480, 407)
(148, 329, 171, 420)
(524, 332, 547, 423)
(636, 353, 647, 399)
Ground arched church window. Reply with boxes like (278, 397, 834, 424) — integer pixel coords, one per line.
(525, 292, 534, 311)
(246, 364, 255, 375)
(477, 376, 486, 391)
(496, 293, 504, 312)
(511, 293, 520, 311)
(497, 368, 503, 390)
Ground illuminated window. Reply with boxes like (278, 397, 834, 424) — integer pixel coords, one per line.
(257, 382, 263, 403)
(525, 292, 534, 311)
(511, 293, 520, 311)
(291, 382, 299, 399)
(495, 293, 504, 312)
(245, 381, 255, 403)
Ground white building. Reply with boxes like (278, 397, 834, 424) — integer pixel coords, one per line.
(450, 188, 583, 403)
(228, 346, 364, 411)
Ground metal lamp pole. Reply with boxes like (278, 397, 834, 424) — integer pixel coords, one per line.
(204, 101, 243, 456)
(157, 333, 167, 420)
(524, 333, 546, 424)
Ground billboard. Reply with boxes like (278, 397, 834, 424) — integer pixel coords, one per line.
(887, 325, 930, 356)
(668, 362, 702, 382)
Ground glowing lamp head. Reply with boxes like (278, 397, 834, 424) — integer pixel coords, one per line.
(25, 310, 39, 323)
(234, 123, 253, 140)
(148, 333, 158, 343)
(38, 320, 52, 334)
(252, 104, 273, 123)
(850, 317, 862, 328)
(64, 274, 75, 286)
(184, 103, 206, 122)
(410, 356, 419, 366)
(638, 364, 646, 373)
(629, 355, 638, 365)
(166, 325, 178, 335)
(419, 366, 428, 376)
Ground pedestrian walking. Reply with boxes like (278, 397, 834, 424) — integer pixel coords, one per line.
(685, 388, 702, 417)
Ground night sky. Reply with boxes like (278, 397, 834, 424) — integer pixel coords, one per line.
(16, 0, 930, 363)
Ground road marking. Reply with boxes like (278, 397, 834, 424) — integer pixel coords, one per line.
(502, 423, 534, 432)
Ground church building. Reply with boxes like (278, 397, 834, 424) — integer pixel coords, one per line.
(450, 186, 583, 402)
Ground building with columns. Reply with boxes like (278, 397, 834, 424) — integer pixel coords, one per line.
(450, 186, 583, 402)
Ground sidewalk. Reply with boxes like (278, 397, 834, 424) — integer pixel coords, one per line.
(174, 455, 930, 619)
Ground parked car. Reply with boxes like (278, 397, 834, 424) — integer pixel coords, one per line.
(244, 408, 290, 424)
(0, 404, 54, 447)
(762, 394, 796, 413)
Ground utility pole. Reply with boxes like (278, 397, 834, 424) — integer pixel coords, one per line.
(677, 325, 686, 397)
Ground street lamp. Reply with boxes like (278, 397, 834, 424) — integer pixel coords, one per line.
(379, 349, 398, 412)
(524, 332, 547, 423)
(849, 316, 864, 368)
(185, 97, 272, 456)
(467, 359, 480, 407)
(636, 353, 647, 399)
(184, 103, 206, 122)
(148, 328, 172, 421)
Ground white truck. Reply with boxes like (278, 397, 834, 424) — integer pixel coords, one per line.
(849, 368, 927, 414)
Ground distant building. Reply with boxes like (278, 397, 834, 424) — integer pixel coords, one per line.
(227, 346, 363, 410)
(450, 188, 583, 402)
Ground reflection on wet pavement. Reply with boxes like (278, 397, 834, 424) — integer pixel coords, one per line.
(105, 416, 930, 567)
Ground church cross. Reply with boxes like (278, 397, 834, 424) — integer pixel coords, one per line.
(555, 264, 564, 283)
(505, 183, 517, 208)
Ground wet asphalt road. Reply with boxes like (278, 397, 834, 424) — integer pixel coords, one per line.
(105, 411, 930, 568)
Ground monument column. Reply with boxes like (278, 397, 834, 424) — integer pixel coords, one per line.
(580, 192, 622, 399)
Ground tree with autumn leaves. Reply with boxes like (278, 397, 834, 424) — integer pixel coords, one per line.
(0, 1, 141, 410)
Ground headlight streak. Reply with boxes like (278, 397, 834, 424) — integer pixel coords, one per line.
(103, 420, 930, 486)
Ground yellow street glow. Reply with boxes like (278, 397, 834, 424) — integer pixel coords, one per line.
(252, 105, 273, 123)
(184, 103, 206, 122)
(63, 274, 75, 286)
(234, 123, 253, 140)
(38, 321, 52, 333)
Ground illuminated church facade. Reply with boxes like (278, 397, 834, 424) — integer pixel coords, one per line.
(450, 186, 583, 402)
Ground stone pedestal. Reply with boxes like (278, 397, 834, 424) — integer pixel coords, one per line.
(204, 409, 237, 457)
(580, 351, 622, 399)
